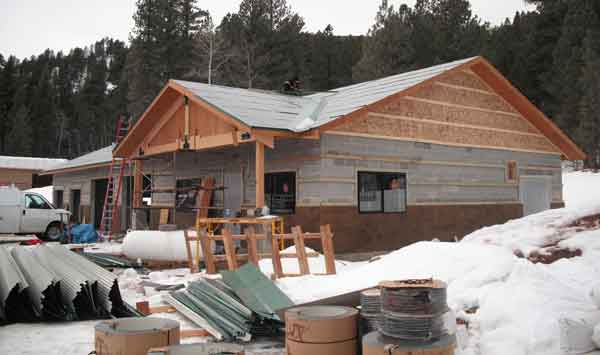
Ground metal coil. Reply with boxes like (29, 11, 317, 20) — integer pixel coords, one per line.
(381, 285, 447, 315)
(360, 312, 381, 334)
(360, 288, 382, 314)
(379, 311, 446, 341)
(378, 279, 449, 342)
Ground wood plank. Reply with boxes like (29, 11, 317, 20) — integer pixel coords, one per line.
(292, 226, 310, 276)
(144, 141, 179, 156)
(184, 230, 198, 273)
(270, 233, 284, 279)
(255, 141, 265, 208)
(198, 231, 216, 274)
(245, 227, 259, 266)
(189, 132, 236, 151)
(159, 208, 169, 225)
(180, 329, 212, 338)
(320, 224, 336, 275)
(222, 229, 238, 270)
(133, 160, 143, 209)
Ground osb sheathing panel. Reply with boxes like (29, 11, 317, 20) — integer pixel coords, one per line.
(331, 69, 561, 155)
(378, 97, 539, 134)
(410, 82, 518, 114)
(334, 115, 558, 154)
(436, 70, 493, 92)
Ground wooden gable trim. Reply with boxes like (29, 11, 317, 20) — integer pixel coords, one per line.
(469, 59, 586, 160)
(143, 96, 185, 150)
(168, 80, 252, 132)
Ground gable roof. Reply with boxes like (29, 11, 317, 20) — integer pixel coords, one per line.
(41, 145, 115, 175)
(0, 156, 67, 171)
(118, 56, 585, 160)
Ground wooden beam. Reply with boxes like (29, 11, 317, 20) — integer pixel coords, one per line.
(245, 227, 259, 266)
(144, 142, 179, 156)
(189, 132, 236, 151)
(251, 130, 275, 149)
(222, 229, 238, 270)
(255, 141, 265, 208)
(133, 160, 143, 209)
(320, 224, 336, 275)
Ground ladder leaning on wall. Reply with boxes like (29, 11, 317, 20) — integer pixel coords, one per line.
(99, 115, 131, 241)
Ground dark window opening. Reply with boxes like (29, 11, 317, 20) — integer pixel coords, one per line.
(265, 172, 296, 214)
(358, 172, 407, 213)
(54, 190, 64, 209)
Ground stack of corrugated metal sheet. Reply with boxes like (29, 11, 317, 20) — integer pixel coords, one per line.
(164, 264, 293, 342)
(0, 247, 36, 323)
(0, 245, 138, 324)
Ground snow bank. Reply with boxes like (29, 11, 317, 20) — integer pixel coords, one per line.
(275, 241, 516, 308)
(563, 171, 600, 209)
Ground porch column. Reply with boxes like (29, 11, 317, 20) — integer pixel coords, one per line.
(255, 141, 265, 208)
(133, 160, 143, 209)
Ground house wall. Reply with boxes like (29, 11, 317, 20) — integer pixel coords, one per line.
(52, 165, 132, 230)
(0, 168, 35, 189)
(282, 134, 562, 252)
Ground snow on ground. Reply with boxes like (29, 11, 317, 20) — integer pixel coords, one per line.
(2, 170, 600, 355)
(563, 170, 600, 209)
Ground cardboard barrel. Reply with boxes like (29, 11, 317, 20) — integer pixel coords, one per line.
(285, 306, 358, 355)
(362, 331, 456, 355)
(95, 317, 180, 355)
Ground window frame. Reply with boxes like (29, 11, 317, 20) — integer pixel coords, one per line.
(357, 171, 408, 214)
(264, 171, 296, 215)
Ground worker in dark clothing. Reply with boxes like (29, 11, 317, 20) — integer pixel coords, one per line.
(282, 76, 301, 95)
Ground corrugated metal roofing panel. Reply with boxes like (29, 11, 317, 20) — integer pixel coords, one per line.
(173, 58, 475, 133)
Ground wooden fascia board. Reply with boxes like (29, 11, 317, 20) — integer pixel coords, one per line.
(168, 80, 252, 132)
(251, 129, 275, 149)
(469, 59, 586, 161)
(316, 57, 483, 133)
(114, 84, 173, 158)
(142, 96, 185, 149)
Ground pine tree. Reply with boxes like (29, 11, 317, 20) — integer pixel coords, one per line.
(6, 105, 33, 156)
(577, 30, 600, 168)
(0, 55, 18, 153)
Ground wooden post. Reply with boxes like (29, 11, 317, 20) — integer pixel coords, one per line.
(292, 226, 310, 275)
(320, 224, 336, 275)
(245, 227, 259, 266)
(183, 96, 190, 149)
(199, 231, 216, 274)
(270, 232, 284, 279)
(184, 230, 198, 273)
(133, 160, 143, 209)
(255, 141, 265, 208)
(222, 229, 238, 271)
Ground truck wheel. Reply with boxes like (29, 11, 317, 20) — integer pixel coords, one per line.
(44, 222, 63, 241)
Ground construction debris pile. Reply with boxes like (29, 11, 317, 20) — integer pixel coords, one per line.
(164, 263, 294, 342)
(0, 245, 139, 324)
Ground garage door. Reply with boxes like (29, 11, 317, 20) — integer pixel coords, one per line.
(519, 176, 551, 216)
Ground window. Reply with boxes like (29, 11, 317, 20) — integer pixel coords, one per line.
(506, 161, 518, 182)
(265, 172, 296, 214)
(358, 172, 407, 213)
(25, 194, 52, 210)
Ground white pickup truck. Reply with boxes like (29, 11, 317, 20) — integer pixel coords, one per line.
(0, 185, 70, 240)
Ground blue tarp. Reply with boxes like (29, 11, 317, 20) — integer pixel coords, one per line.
(70, 224, 98, 244)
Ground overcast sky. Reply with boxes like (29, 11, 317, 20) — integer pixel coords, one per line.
(0, 0, 534, 59)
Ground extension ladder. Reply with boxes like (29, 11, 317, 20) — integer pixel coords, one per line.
(99, 116, 130, 241)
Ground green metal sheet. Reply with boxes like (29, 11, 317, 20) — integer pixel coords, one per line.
(220, 263, 294, 321)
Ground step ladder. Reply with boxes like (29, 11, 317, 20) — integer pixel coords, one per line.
(99, 116, 131, 241)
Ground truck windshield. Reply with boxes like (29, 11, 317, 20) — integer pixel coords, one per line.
(25, 194, 52, 209)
